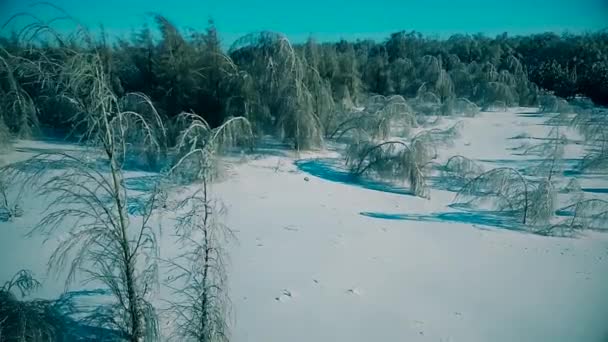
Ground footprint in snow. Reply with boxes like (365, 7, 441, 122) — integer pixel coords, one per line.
(331, 239, 344, 246)
(275, 289, 295, 302)
(283, 225, 299, 232)
(410, 320, 425, 335)
(346, 288, 361, 295)
(330, 235, 344, 245)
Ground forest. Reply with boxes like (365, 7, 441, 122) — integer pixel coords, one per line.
(0, 15, 607, 145)
(1, 6, 608, 342)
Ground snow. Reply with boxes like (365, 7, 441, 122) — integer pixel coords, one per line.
(1, 108, 608, 341)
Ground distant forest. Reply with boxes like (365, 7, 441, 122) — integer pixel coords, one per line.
(1, 15, 607, 147)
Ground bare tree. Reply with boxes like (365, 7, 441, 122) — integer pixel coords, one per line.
(0, 52, 39, 138)
(571, 107, 608, 173)
(0, 115, 10, 149)
(455, 167, 556, 226)
(346, 139, 432, 198)
(444, 98, 480, 117)
(328, 95, 415, 140)
(164, 113, 251, 341)
(229, 32, 322, 150)
(410, 84, 442, 116)
(5, 49, 167, 341)
(440, 155, 484, 190)
(165, 185, 232, 342)
(170, 113, 252, 183)
(539, 94, 572, 114)
(343, 122, 464, 199)
(411, 121, 463, 149)
(0, 167, 24, 222)
(482, 82, 515, 109)
(545, 198, 608, 236)
(521, 126, 567, 180)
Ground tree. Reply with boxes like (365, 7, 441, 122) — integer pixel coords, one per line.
(153, 16, 203, 119)
(345, 137, 434, 198)
(230, 32, 323, 150)
(478, 81, 515, 109)
(362, 45, 391, 94)
(389, 57, 415, 96)
(0, 51, 39, 137)
(521, 126, 567, 180)
(164, 112, 251, 341)
(548, 198, 608, 235)
(328, 95, 415, 141)
(170, 113, 252, 183)
(0, 165, 25, 221)
(10, 50, 166, 342)
(455, 167, 555, 226)
(165, 185, 232, 342)
(571, 106, 608, 173)
(440, 155, 483, 190)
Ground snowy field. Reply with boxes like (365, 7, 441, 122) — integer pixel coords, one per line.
(1, 108, 608, 341)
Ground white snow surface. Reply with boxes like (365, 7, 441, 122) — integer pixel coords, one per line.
(1, 108, 608, 341)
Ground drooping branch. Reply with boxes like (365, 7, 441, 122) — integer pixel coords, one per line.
(346, 139, 431, 198)
(455, 167, 531, 224)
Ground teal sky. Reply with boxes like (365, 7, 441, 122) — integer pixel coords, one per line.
(1, 0, 607, 45)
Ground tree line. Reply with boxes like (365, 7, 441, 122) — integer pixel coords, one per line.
(1, 15, 607, 150)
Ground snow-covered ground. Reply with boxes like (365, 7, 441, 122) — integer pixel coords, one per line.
(1, 108, 608, 341)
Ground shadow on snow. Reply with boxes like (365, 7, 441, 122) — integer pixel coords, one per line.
(55, 289, 125, 341)
(295, 158, 413, 196)
(359, 209, 525, 231)
(1, 288, 124, 341)
(361, 203, 525, 231)
(582, 187, 608, 194)
(124, 175, 163, 192)
(427, 175, 468, 192)
(477, 158, 583, 177)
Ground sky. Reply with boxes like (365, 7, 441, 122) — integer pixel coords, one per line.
(1, 0, 607, 45)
